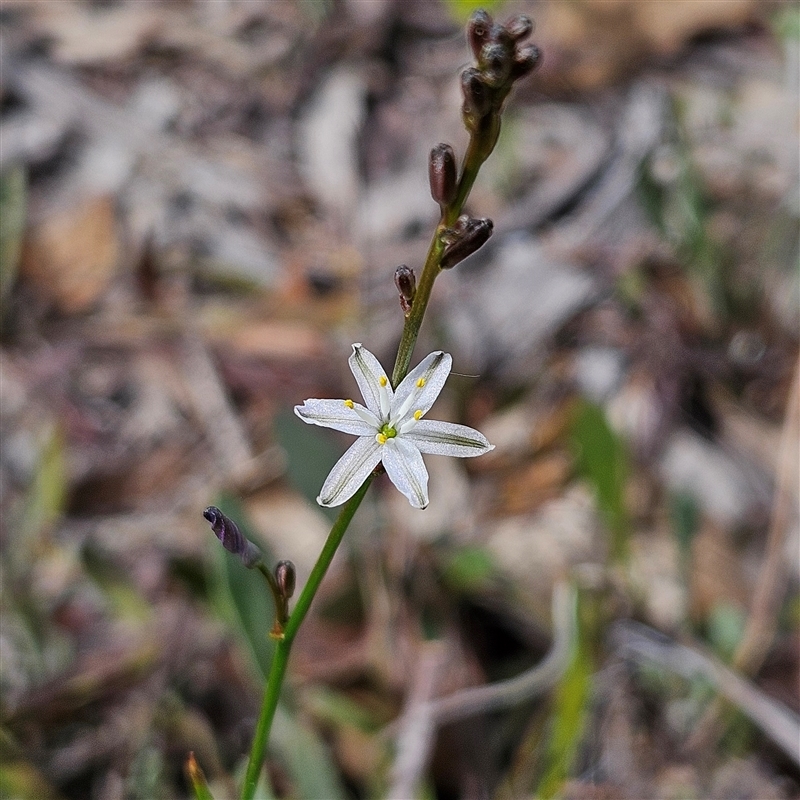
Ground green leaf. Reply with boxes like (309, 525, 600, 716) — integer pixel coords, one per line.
(440, 545, 497, 593)
(0, 728, 64, 800)
(302, 686, 384, 733)
(534, 593, 593, 799)
(670, 490, 699, 590)
(271, 706, 348, 800)
(0, 166, 27, 317)
(571, 401, 629, 563)
(707, 602, 746, 662)
(186, 753, 216, 800)
(23, 425, 67, 542)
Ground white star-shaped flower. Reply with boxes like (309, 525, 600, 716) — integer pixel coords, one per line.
(294, 344, 494, 509)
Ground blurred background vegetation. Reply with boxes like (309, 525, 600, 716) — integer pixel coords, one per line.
(1, 1, 798, 798)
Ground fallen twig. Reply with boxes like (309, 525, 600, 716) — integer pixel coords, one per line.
(613, 620, 800, 766)
(688, 356, 799, 754)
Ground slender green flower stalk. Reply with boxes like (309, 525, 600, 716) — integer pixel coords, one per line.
(200, 11, 540, 799)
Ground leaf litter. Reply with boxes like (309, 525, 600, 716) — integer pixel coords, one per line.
(0, 1, 797, 798)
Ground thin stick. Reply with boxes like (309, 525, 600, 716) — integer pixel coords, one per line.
(615, 620, 800, 767)
(387, 643, 448, 799)
(428, 581, 576, 726)
(687, 356, 799, 754)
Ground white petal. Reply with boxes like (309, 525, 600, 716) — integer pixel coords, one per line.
(392, 351, 452, 421)
(381, 437, 429, 509)
(318, 436, 382, 507)
(402, 419, 494, 457)
(294, 399, 379, 436)
(349, 343, 393, 418)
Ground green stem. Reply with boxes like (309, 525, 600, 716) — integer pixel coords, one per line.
(241, 476, 373, 800)
(391, 232, 444, 386)
(242, 114, 496, 800)
(392, 130, 491, 386)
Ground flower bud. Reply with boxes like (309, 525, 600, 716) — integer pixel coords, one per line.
(441, 217, 493, 269)
(461, 68, 492, 132)
(479, 42, 512, 88)
(274, 560, 296, 599)
(203, 506, 262, 568)
(511, 44, 542, 80)
(504, 14, 533, 42)
(466, 9, 493, 60)
(394, 265, 416, 315)
(429, 143, 458, 209)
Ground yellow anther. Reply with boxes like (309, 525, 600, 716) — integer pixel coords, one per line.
(376, 433, 387, 445)
(344, 399, 354, 408)
(414, 410, 423, 420)
(416, 378, 426, 388)
(379, 376, 388, 387)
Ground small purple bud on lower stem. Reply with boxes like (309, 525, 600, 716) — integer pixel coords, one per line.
(203, 506, 262, 568)
(467, 9, 493, 60)
(505, 14, 533, 42)
(441, 217, 493, 269)
(274, 560, 296, 599)
(394, 265, 416, 315)
(429, 143, 458, 209)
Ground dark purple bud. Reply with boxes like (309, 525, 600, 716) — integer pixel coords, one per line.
(441, 217, 493, 269)
(429, 143, 458, 209)
(491, 23, 514, 51)
(504, 14, 533, 42)
(510, 44, 542, 80)
(203, 506, 262, 568)
(394, 265, 416, 315)
(479, 42, 513, 88)
(274, 560, 296, 599)
(467, 9, 493, 60)
(461, 68, 492, 133)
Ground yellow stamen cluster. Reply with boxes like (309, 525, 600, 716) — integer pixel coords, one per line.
(416, 378, 426, 388)
(344, 399, 354, 408)
(376, 433, 387, 444)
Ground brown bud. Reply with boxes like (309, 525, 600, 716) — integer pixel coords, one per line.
(274, 560, 296, 599)
(479, 42, 512, 88)
(505, 14, 533, 42)
(461, 68, 492, 132)
(467, 9, 493, 60)
(441, 217, 493, 269)
(394, 265, 416, 315)
(429, 143, 458, 209)
(203, 507, 262, 568)
(511, 44, 542, 80)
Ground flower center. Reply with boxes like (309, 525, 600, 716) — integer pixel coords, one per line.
(376, 423, 397, 445)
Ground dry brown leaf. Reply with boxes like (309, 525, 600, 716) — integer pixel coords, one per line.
(690, 520, 750, 621)
(499, 451, 572, 515)
(537, 0, 762, 91)
(30, 3, 162, 65)
(21, 196, 119, 314)
(225, 321, 327, 360)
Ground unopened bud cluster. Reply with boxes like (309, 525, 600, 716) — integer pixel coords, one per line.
(462, 10, 540, 148)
